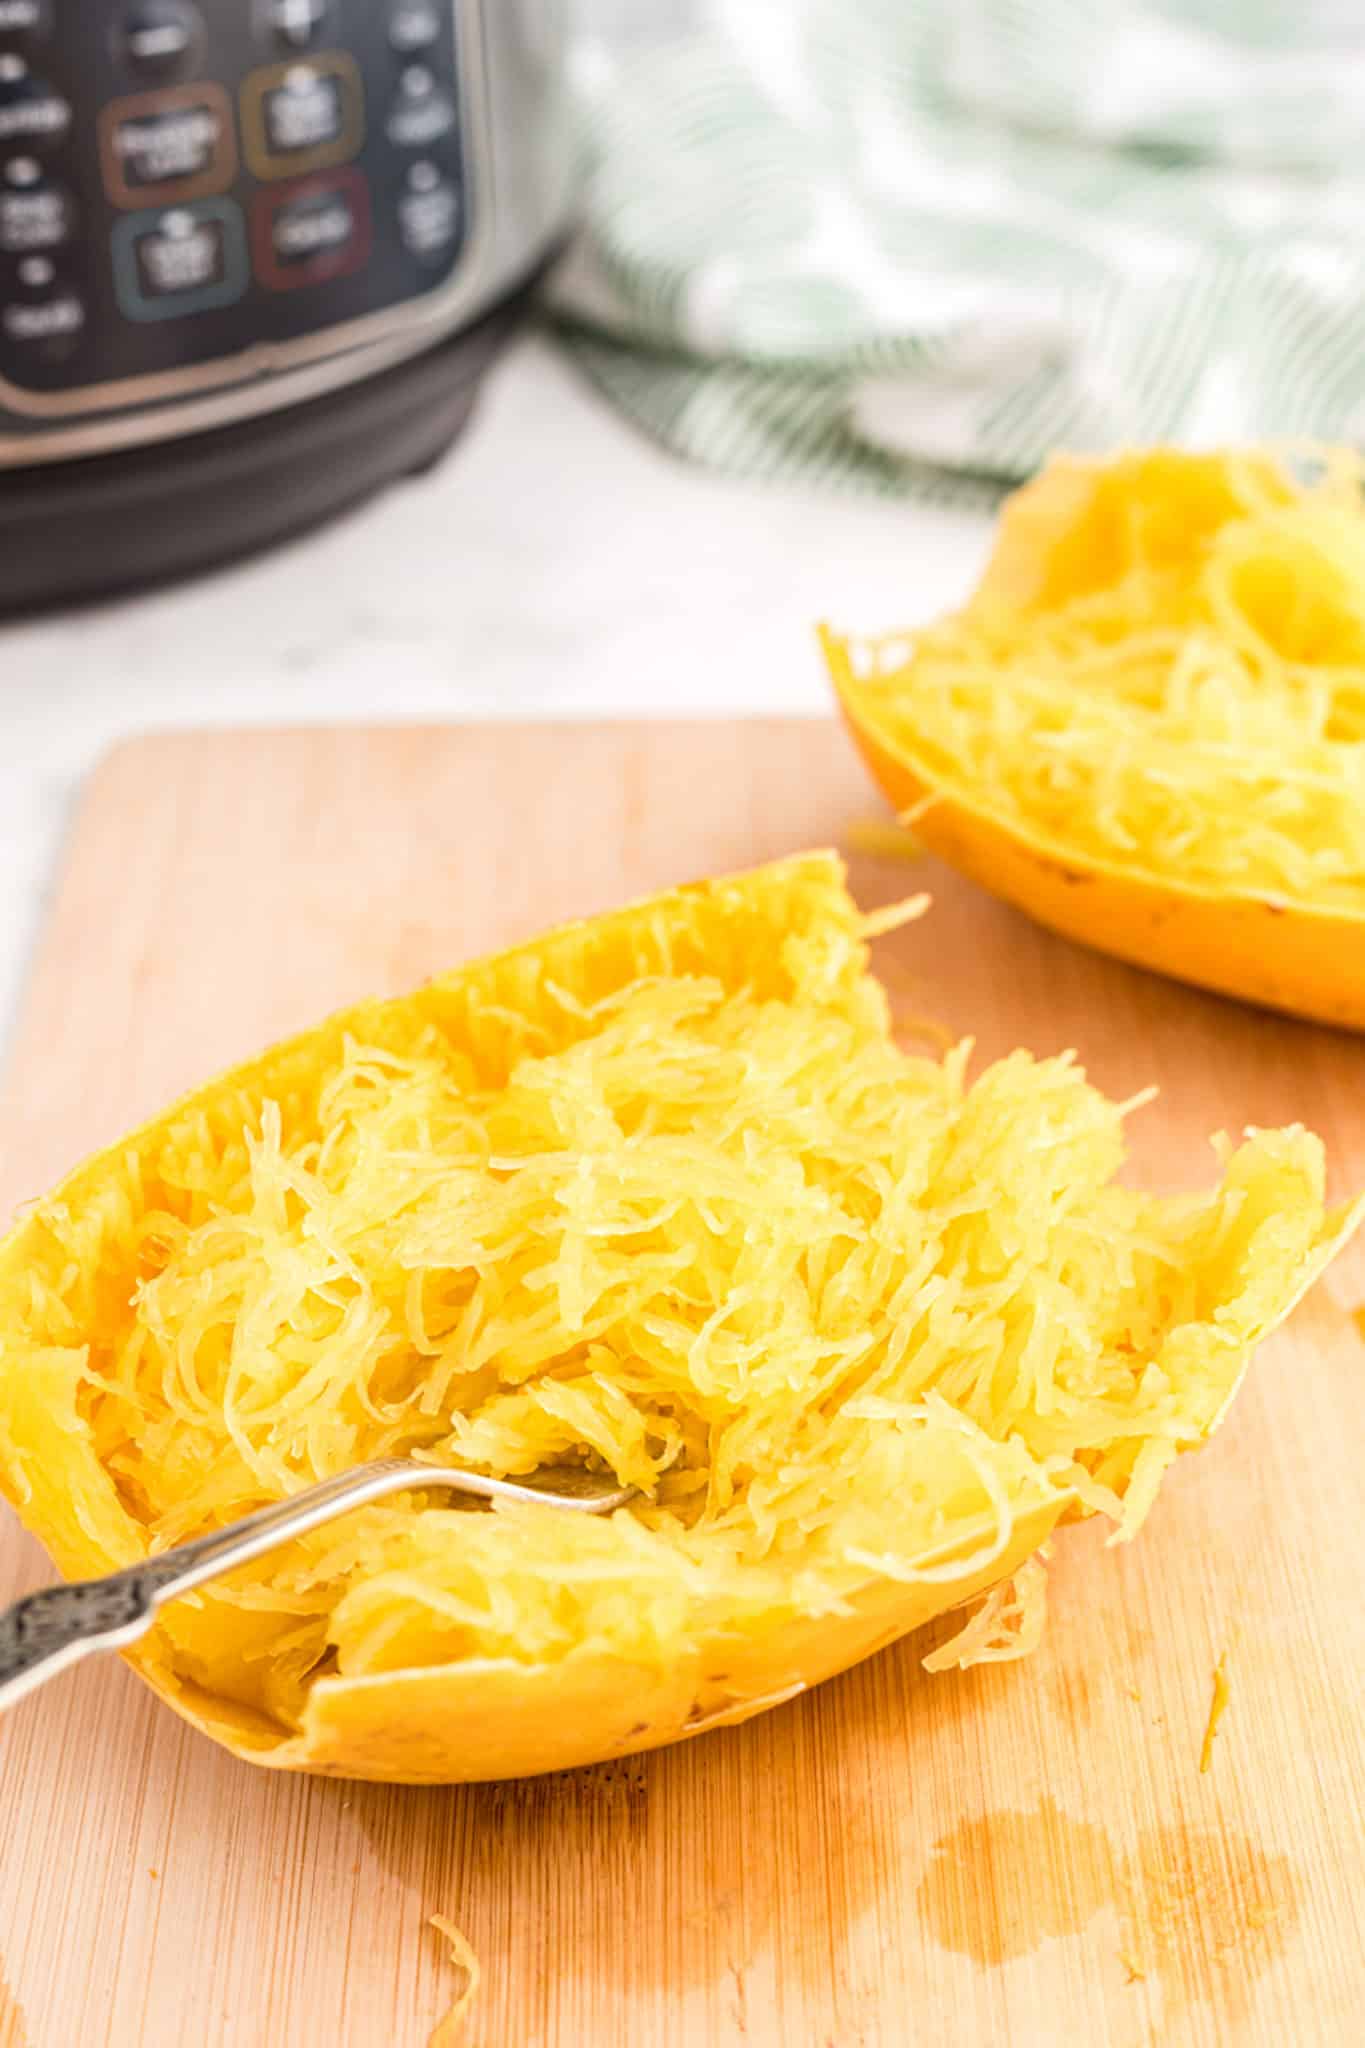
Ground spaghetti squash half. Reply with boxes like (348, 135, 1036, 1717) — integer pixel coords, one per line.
(0, 855, 1355, 1782)
(826, 447, 1365, 1028)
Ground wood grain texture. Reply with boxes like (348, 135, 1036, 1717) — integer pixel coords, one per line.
(0, 721, 1362, 2048)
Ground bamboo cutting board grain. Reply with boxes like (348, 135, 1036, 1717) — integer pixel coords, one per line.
(1, 721, 1363, 2048)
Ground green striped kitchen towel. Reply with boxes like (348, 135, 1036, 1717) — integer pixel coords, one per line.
(551, 0, 1365, 499)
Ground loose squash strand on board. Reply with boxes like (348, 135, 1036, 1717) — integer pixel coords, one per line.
(921, 1553, 1049, 1673)
(1199, 1653, 1231, 1775)
(427, 1916, 480, 2048)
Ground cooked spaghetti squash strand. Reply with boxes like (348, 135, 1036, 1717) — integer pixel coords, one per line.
(921, 1554, 1049, 1673)
(428, 1915, 480, 2047)
(848, 446, 1365, 908)
(3, 858, 1354, 1734)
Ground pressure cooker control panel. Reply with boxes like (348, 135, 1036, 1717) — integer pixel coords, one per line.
(0, 2, 469, 399)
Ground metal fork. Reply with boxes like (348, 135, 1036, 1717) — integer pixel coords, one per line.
(0, 1460, 636, 1714)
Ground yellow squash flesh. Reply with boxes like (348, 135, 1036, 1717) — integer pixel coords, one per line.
(0, 854, 1356, 1782)
(826, 448, 1365, 1030)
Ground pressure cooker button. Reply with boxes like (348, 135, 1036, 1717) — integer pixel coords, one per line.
(113, 198, 248, 317)
(0, 57, 69, 145)
(138, 206, 225, 295)
(273, 183, 350, 258)
(255, 169, 369, 287)
(0, 0, 52, 43)
(264, 64, 345, 154)
(243, 54, 362, 178)
(262, 0, 331, 49)
(103, 88, 236, 201)
(386, 64, 456, 150)
(388, 2, 441, 53)
(0, 166, 71, 249)
(116, 3, 204, 83)
(2, 284, 83, 350)
(397, 160, 459, 261)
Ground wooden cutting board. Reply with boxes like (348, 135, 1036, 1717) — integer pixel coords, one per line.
(1, 722, 1362, 2048)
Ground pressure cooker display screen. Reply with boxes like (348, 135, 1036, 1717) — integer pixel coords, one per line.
(0, 1, 468, 395)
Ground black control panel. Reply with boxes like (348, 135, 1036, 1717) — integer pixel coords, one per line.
(0, 1, 467, 398)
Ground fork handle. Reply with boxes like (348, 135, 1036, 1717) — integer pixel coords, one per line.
(0, 1456, 448, 1715)
(0, 1570, 167, 1711)
(0, 1457, 635, 1714)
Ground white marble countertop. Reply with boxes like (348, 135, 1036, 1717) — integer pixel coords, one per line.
(0, 334, 990, 1053)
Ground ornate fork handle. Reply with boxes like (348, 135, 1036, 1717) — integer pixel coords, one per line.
(0, 1457, 635, 1714)
(0, 1559, 184, 1708)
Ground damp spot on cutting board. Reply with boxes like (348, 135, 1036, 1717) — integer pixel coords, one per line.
(1123, 1824, 1300, 2024)
(919, 1801, 1300, 2020)
(917, 1799, 1118, 1964)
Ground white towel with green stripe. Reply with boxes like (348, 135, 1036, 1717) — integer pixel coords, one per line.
(551, 0, 1365, 498)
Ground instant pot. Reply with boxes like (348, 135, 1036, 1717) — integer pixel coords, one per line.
(0, 1, 574, 609)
